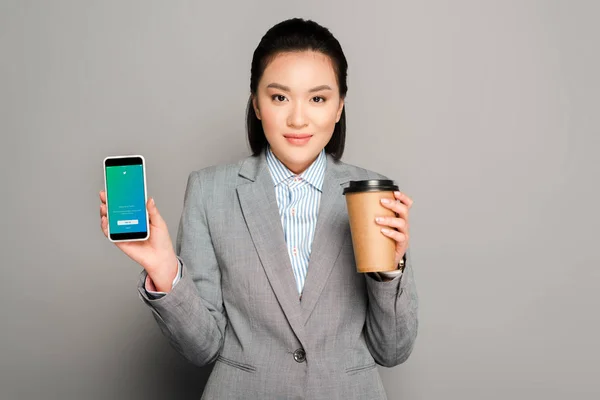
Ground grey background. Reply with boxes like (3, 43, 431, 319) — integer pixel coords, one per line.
(1, 0, 598, 399)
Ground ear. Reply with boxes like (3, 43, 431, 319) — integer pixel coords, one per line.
(252, 95, 261, 120)
(335, 98, 345, 123)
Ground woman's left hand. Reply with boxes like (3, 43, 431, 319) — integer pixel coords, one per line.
(375, 191, 414, 267)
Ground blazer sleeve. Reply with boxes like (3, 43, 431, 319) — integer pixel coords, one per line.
(137, 170, 226, 367)
(362, 170, 419, 367)
(363, 247, 419, 367)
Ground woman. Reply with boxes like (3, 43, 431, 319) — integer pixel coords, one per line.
(99, 18, 418, 400)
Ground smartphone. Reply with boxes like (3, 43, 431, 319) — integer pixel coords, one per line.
(103, 155, 150, 242)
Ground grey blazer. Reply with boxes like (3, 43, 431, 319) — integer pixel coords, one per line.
(137, 151, 419, 399)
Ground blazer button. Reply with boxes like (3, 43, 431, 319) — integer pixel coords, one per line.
(293, 348, 306, 363)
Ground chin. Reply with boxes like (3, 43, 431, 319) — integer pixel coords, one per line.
(271, 144, 318, 169)
(281, 145, 319, 159)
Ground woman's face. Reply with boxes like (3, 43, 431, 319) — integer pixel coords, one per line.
(252, 51, 344, 175)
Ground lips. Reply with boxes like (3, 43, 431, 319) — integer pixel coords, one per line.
(284, 133, 313, 146)
(283, 134, 313, 139)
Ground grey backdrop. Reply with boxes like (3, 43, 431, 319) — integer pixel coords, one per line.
(1, 0, 598, 399)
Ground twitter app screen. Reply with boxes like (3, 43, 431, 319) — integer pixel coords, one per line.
(105, 164, 148, 234)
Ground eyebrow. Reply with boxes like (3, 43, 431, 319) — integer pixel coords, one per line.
(266, 83, 333, 93)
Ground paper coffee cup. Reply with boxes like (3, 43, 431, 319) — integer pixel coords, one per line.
(343, 179, 399, 273)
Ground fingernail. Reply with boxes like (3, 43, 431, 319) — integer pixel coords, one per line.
(381, 198, 390, 204)
(150, 198, 155, 206)
(395, 191, 401, 196)
(375, 217, 383, 223)
(381, 228, 390, 234)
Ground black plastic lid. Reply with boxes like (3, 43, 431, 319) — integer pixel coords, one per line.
(342, 179, 399, 195)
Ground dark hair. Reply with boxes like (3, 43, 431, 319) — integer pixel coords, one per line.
(246, 18, 348, 160)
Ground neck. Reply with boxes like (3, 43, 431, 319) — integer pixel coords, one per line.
(270, 148, 319, 175)
(287, 162, 311, 175)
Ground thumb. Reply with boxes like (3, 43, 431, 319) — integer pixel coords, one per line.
(147, 197, 167, 228)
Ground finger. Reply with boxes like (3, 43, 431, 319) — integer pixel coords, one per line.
(394, 191, 414, 209)
(101, 215, 108, 237)
(147, 197, 167, 229)
(100, 203, 107, 218)
(381, 198, 408, 220)
(99, 190, 106, 204)
(380, 228, 408, 245)
(375, 216, 408, 234)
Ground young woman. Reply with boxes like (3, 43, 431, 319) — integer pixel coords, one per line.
(99, 18, 418, 400)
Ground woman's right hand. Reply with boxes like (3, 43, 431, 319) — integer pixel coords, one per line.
(99, 190, 178, 291)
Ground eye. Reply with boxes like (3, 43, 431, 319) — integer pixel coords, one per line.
(271, 94, 287, 102)
(312, 96, 326, 103)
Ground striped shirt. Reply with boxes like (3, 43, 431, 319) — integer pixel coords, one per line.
(265, 145, 326, 295)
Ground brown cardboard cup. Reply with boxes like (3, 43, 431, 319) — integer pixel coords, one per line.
(343, 180, 399, 273)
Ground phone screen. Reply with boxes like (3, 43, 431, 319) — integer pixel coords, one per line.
(104, 156, 149, 241)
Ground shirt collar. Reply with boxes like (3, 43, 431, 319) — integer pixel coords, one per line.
(265, 145, 326, 192)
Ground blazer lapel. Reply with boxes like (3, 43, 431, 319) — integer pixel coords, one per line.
(299, 154, 352, 325)
(236, 153, 306, 340)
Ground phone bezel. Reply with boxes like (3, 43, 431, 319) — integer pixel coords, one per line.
(103, 155, 150, 242)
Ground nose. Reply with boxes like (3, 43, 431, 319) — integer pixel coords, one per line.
(287, 102, 308, 128)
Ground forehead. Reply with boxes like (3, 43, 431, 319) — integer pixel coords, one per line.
(261, 51, 338, 89)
